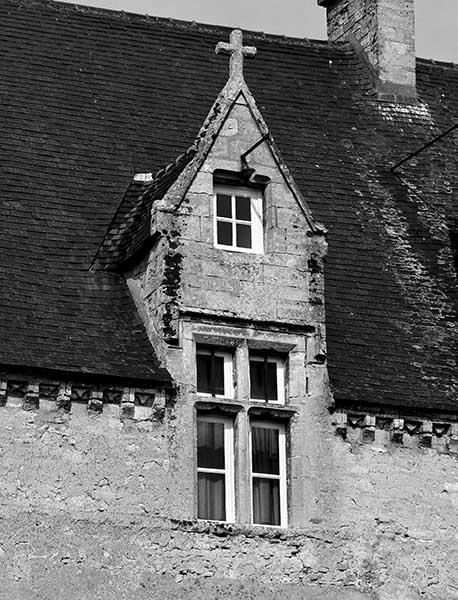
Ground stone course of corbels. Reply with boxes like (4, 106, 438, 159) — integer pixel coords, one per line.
(0, 378, 164, 422)
(332, 409, 458, 454)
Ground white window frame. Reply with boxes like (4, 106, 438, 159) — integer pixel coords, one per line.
(196, 347, 234, 399)
(249, 354, 286, 405)
(197, 414, 235, 523)
(213, 185, 264, 254)
(250, 420, 287, 528)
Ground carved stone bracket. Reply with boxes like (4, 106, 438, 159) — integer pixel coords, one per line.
(332, 409, 458, 454)
(0, 376, 164, 422)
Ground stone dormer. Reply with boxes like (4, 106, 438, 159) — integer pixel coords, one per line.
(117, 30, 331, 529)
(318, 0, 417, 102)
(120, 29, 328, 366)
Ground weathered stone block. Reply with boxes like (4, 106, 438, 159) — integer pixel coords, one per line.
(23, 393, 39, 411)
(362, 428, 375, 443)
(121, 403, 135, 419)
(391, 431, 404, 445)
(320, 0, 416, 100)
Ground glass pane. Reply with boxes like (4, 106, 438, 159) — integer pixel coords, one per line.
(197, 354, 211, 394)
(197, 353, 225, 396)
(236, 224, 252, 249)
(252, 425, 279, 474)
(250, 360, 265, 400)
(198, 472, 226, 521)
(197, 419, 225, 469)
(252, 477, 280, 526)
(235, 196, 251, 221)
(216, 194, 232, 218)
(250, 359, 277, 401)
(213, 356, 225, 395)
(217, 220, 232, 246)
(266, 362, 278, 401)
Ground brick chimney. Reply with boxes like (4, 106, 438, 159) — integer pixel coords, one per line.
(318, 0, 417, 102)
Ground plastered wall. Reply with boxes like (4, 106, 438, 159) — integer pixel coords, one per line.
(1, 398, 458, 599)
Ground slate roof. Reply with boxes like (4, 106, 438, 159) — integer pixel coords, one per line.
(93, 147, 196, 269)
(0, 0, 456, 406)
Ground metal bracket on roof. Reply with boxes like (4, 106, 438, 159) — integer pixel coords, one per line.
(240, 134, 270, 182)
(390, 123, 457, 171)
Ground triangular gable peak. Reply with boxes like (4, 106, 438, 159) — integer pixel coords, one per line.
(137, 30, 329, 349)
(156, 30, 325, 236)
(95, 29, 325, 272)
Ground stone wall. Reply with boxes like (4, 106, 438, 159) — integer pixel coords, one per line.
(132, 94, 327, 351)
(2, 395, 458, 599)
(176, 99, 321, 325)
(323, 0, 378, 65)
(321, 0, 417, 100)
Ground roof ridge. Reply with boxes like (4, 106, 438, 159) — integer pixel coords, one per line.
(417, 56, 458, 70)
(6, 2, 457, 64)
(10, 0, 330, 48)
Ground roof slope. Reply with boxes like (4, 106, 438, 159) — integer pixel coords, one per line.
(0, 0, 456, 405)
(94, 147, 196, 269)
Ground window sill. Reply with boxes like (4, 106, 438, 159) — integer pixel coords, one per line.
(248, 404, 296, 419)
(214, 243, 264, 255)
(249, 399, 285, 407)
(174, 519, 288, 538)
(196, 392, 234, 401)
(195, 398, 243, 414)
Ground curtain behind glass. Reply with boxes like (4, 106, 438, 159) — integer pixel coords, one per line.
(252, 426, 279, 474)
(198, 473, 226, 520)
(250, 360, 278, 401)
(252, 425, 280, 525)
(198, 420, 225, 469)
(197, 354, 225, 396)
(252, 477, 280, 525)
(197, 419, 226, 520)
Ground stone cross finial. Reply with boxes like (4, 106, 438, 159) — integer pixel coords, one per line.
(215, 29, 257, 82)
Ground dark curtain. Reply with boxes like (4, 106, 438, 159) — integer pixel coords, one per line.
(197, 419, 226, 520)
(252, 478, 280, 525)
(252, 425, 280, 525)
(198, 473, 226, 520)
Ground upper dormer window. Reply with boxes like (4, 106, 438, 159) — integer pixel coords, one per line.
(214, 185, 263, 254)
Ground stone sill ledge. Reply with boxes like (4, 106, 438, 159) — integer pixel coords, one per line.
(170, 518, 334, 542)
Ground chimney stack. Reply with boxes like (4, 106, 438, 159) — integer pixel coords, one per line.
(318, 0, 417, 102)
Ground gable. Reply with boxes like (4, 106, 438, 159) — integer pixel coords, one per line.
(172, 93, 324, 325)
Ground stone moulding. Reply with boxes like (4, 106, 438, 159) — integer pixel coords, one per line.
(0, 377, 166, 422)
(332, 408, 458, 453)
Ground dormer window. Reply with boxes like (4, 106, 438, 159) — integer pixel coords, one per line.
(214, 185, 263, 254)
